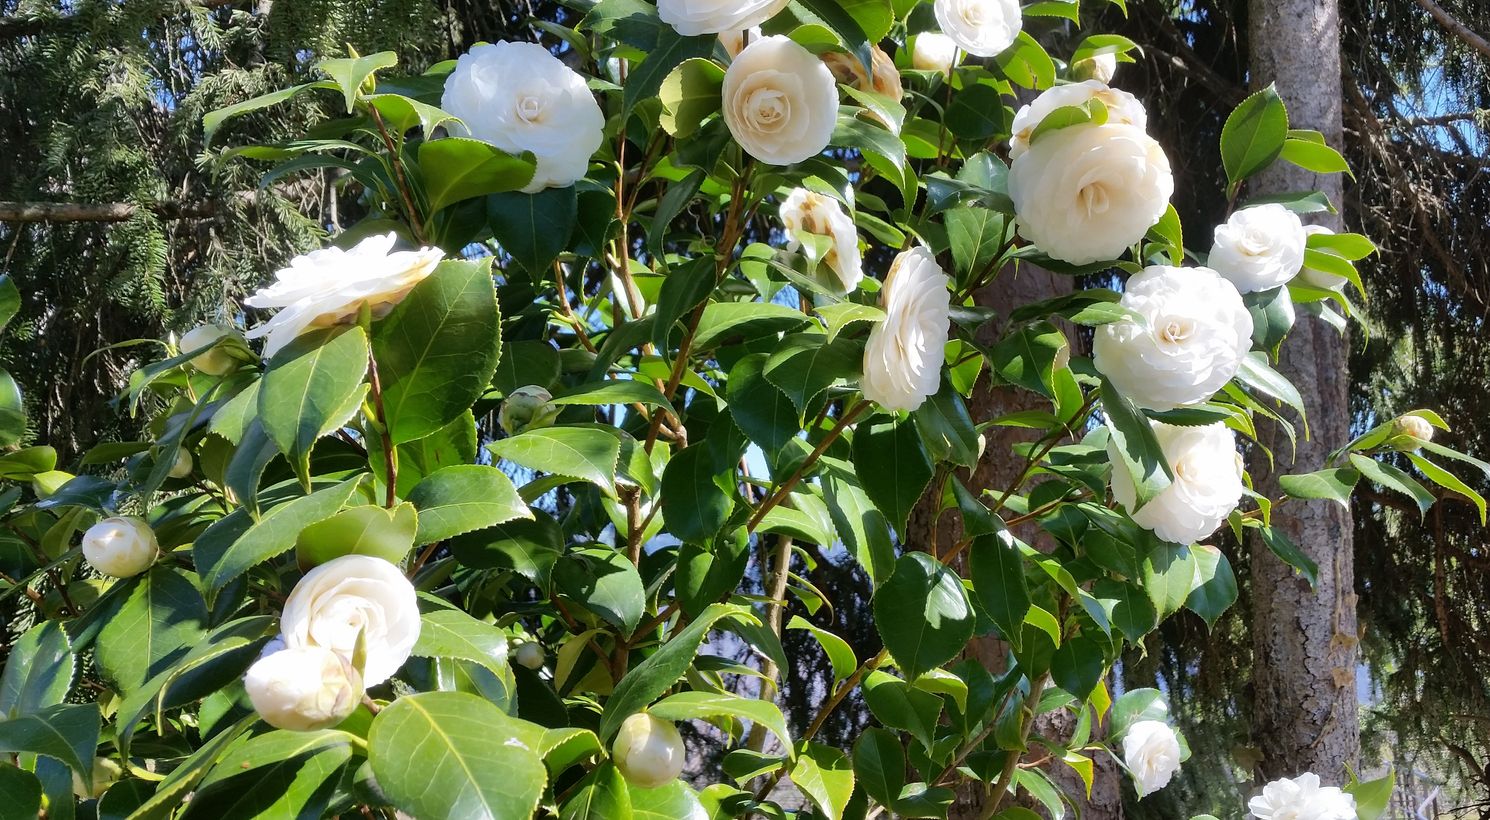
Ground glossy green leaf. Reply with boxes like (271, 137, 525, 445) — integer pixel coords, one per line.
(0, 621, 73, 718)
(419, 138, 537, 213)
(562, 762, 633, 820)
(490, 426, 621, 495)
(659, 444, 733, 545)
(407, 464, 531, 545)
(411, 608, 515, 683)
(650, 692, 792, 751)
(317, 50, 397, 112)
(874, 553, 975, 680)
(852, 727, 905, 807)
(1220, 84, 1289, 188)
(0, 703, 99, 788)
(852, 418, 933, 539)
(488, 187, 577, 277)
(763, 333, 862, 412)
(970, 530, 1031, 649)
(97, 568, 208, 693)
(187, 730, 356, 819)
(194, 478, 365, 593)
(296, 503, 418, 567)
(660, 58, 725, 138)
(373, 258, 502, 444)
(369, 691, 547, 820)
(790, 743, 855, 820)
(259, 326, 369, 485)
(553, 546, 646, 635)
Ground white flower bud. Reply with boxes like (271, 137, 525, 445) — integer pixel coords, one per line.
(1122, 720, 1181, 798)
(71, 756, 122, 799)
(499, 386, 556, 436)
(81, 517, 158, 578)
(613, 713, 686, 789)
(1072, 52, 1119, 84)
(180, 324, 245, 376)
(168, 449, 194, 479)
(245, 645, 363, 732)
(513, 642, 546, 670)
(912, 32, 960, 74)
(718, 27, 761, 59)
(1393, 414, 1434, 447)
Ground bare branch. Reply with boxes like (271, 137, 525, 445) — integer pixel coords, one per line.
(0, 200, 220, 223)
(1413, 0, 1490, 62)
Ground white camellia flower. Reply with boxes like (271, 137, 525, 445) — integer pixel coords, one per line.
(1122, 720, 1182, 798)
(1297, 225, 1347, 291)
(722, 36, 839, 166)
(718, 26, 762, 59)
(1008, 80, 1148, 160)
(613, 713, 686, 789)
(1209, 204, 1307, 294)
(1248, 773, 1358, 820)
(658, 0, 787, 36)
(82, 516, 158, 578)
(280, 554, 421, 687)
(244, 645, 362, 732)
(780, 188, 863, 292)
(1072, 52, 1119, 84)
(1009, 123, 1174, 265)
(822, 46, 904, 100)
(1092, 265, 1253, 411)
(180, 324, 244, 376)
(243, 233, 442, 358)
(861, 247, 951, 412)
(1108, 421, 1245, 545)
(441, 41, 605, 192)
(913, 32, 960, 74)
(933, 0, 1022, 57)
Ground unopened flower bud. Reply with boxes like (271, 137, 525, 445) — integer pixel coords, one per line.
(180, 324, 245, 376)
(168, 449, 194, 479)
(245, 645, 363, 732)
(513, 642, 546, 670)
(81, 516, 158, 578)
(613, 713, 685, 789)
(498, 386, 556, 435)
(1393, 415, 1434, 448)
(1071, 52, 1118, 84)
(71, 756, 122, 799)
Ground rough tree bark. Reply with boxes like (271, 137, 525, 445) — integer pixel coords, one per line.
(1246, 0, 1361, 786)
(909, 267, 1125, 819)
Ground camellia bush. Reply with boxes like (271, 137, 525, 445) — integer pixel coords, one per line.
(1, 0, 1479, 818)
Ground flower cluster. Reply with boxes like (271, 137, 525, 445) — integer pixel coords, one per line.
(244, 555, 420, 731)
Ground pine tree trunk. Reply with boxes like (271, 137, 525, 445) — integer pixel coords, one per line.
(1245, 0, 1361, 785)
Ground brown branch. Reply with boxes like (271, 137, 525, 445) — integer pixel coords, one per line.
(0, 0, 243, 41)
(1413, 0, 1490, 62)
(0, 200, 220, 223)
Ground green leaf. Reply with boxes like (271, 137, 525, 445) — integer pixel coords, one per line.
(1184, 545, 1237, 628)
(692, 302, 812, 350)
(628, 780, 708, 820)
(1279, 137, 1351, 176)
(1050, 636, 1103, 700)
(0, 275, 19, 336)
(225, 420, 279, 516)
(373, 258, 502, 444)
(1029, 98, 1109, 144)
(1220, 84, 1289, 188)
(823, 473, 897, 585)
(1349, 454, 1434, 517)
(0, 370, 26, 447)
(0, 622, 73, 718)
(1257, 524, 1319, 585)
(831, 109, 906, 170)
(660, 58, 725, 138)
(317, 50, 397, 112)
(624, 29, 716, 115)
(676, 531, 750, 616)
(489, 426, 621, 495)
(795, 0, 877, 77)
(790, 743, 855, 820)
(419, 138, 537, 213)
(407, 465, 531, 545)
(194, 478, 366, 593)
(763, 333, 863, 412)
(787, 616, 856, 685)
(553, 547, 646, 635)
(1278, 467, 1360, 509)
(449, 512, 564, 583)
(970, 530, 1031, 649)
(488, 188, 577, 277)
(852, 728, 905, 807)
(96, 568, 208, 693)
(0, 704, 99, 788)
(991, 322, 1065, 398)
(1102, 379, 1173, 508)
(1236, 353, 1307, 419)
(874, 553, 975, 679)
(1345, 769, 1395, 820)
(660, 445, 733, 544)
(862, 671, 942, 750)
(562, 762, 633, 820)
(126, 714, 256, 820)
(652, 255, 715, 349)
(202, 81, 333, 143)
(650, 692, 792, 751)
(1407, 453, 1487, 525)
(366, 93, 460, 135)
(369, 692, 547, 820)
(1108, 688, 1169, 739)
(187, 729, 355, 819)
(551, 380, 671, 409)
(259, 326, 369, 485)
(0, 763, 41, 818)
(945, 206, 1008, 281)
(727, 354, 799, 454)
(945, 83, 1008, 141)
(411, 609, 515, 684)
(297, 503, 418, 567)
(1142, 543, 1197, 619)
(599, 604, 755, 740)
(852, 418, 934, 539)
